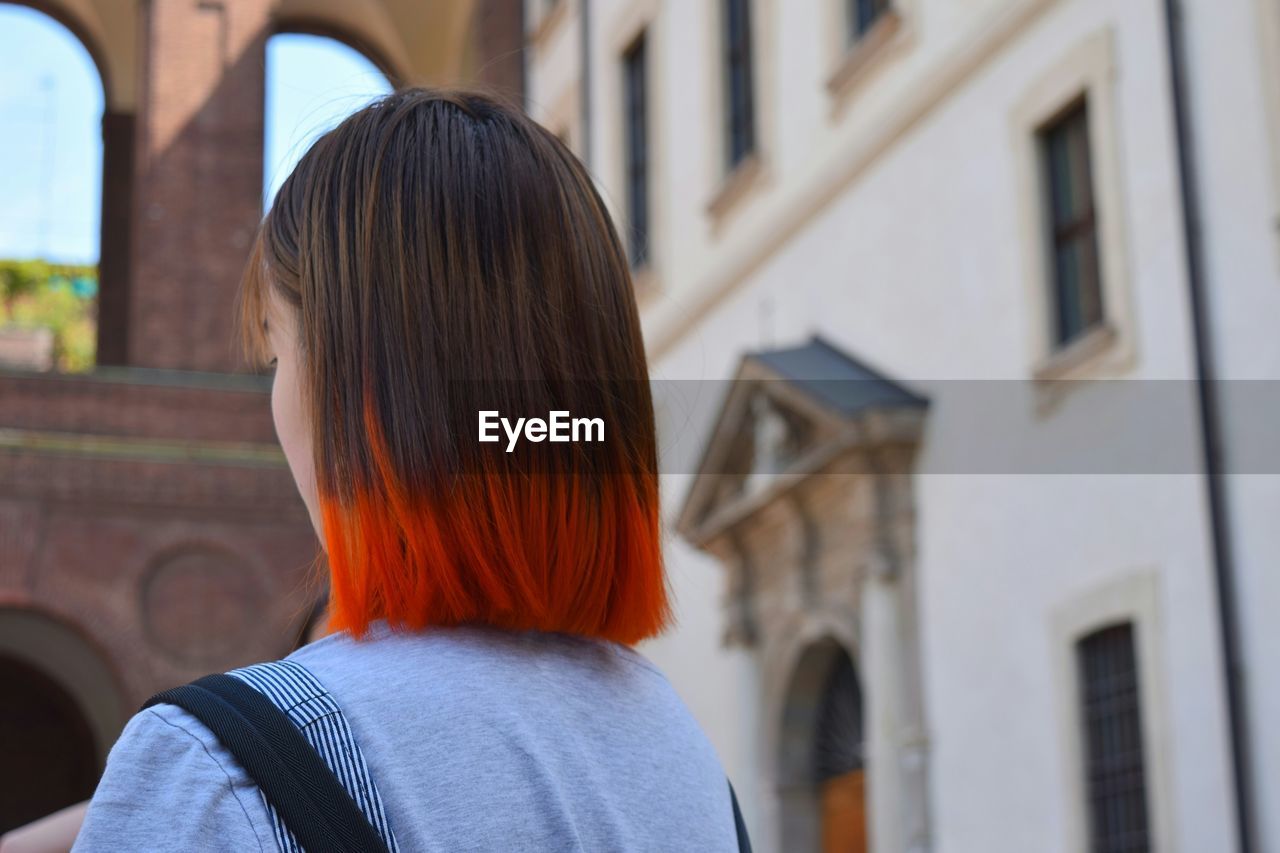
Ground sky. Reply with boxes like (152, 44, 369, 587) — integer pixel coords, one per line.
(0, 5, 392, 265)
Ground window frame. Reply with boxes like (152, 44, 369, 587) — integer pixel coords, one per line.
(823, 0, 915, 119)
(621, 30, 650, 270)
(604, 0, 663, 299)
(1256, 0, 1280, 245)
(703, 0, 775, 234)
(1076, 622, 1153, 853)
(1010, 28, 1136, 396)
(1038, 96, 1105, 350)
(1050, 572, 1174, 853)
(720, 0, 757, 173)
(846, 0, 892, 44)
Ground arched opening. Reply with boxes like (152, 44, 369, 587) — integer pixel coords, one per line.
(0, 3, 105, 373)
(815, 649, 867, 852)
(0, 607, 127, 833)
(779, 637, 868, 853)
(264, 31, 395, 207)
(0, 655, 98, 832)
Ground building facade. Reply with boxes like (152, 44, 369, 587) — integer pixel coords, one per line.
(524, 1, 1280, 851)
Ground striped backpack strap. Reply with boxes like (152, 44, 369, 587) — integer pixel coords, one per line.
(227, 659, 401, 853)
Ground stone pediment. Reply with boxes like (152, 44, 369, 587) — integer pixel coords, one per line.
(676, 336, 927, 547)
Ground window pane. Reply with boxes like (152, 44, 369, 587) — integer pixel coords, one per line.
(849, 0, 890, 40)
(1055, 241, 1084, 343)
(722, 0, 755, 169)
(622, 34, 648, 268)
(1078, 230, 1104, 330)
(1067, 109, 1095, 218)
(1046, 128, 1077, 223)
(1039, 100, 1104, 348)
(1077, 624, 1151, 853)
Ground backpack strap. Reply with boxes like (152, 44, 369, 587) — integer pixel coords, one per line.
(150, 659, 744, 852)
(143, 663, 397, 853)
(728, 778, 753, 853)
(227, 660, 400, 853)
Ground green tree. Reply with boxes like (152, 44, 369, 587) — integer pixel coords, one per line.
(0, 258, 99, 372)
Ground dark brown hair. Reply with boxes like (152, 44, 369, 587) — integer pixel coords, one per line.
(237, 87, 673, 645)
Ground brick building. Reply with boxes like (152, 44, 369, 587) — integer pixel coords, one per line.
(0, 0, 522, 831)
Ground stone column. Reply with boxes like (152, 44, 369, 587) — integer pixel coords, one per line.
(128, 0, 272, 372)
(866, 453, 932, 853)
(95, 109, 135, 368)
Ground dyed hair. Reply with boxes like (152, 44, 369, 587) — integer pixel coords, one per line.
(236, 87, 673, 646)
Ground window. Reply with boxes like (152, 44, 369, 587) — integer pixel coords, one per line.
(1013, 30, 1136, 392)
(721, 0, 756, 170)
(1039, 99, 1104, 349)
(1077, 624, 1152, 853)
(622, 32, 649, 269)
(847, 0, 890, 42)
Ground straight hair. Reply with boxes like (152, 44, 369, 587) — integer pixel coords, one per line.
(236, 87, 673, 646)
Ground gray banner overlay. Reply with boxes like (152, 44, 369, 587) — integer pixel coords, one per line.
(650, 379, 1279, 475)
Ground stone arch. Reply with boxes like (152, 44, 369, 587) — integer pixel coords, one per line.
(772, 633, 869, 853)
(271, 14, 406, 86)
(0, 1, 135, 368)
(762, 608, 861, 742)
(260, 23, 398, 206)
(0, 605, 129, 831)
(1, 2, 114, 105)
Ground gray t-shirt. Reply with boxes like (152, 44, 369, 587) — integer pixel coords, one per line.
(72, 620, 738, 852)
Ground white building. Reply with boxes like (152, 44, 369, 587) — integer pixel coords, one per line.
(525, 1, 1279, 851)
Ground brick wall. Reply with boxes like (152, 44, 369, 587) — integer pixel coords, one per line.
(0, 368, 318, 711)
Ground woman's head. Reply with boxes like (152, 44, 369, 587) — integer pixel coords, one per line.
(238, 87, 672, 646)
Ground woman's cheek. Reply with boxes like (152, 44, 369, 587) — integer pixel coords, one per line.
(274, 368, 322, 539)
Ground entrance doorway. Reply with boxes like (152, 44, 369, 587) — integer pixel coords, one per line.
(0, 654, 98, 832)
(779, 637, 868, 853)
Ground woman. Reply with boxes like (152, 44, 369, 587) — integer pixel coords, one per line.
(70, 87, 738, 851)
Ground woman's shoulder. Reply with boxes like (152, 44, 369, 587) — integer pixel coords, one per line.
(276, 622, 732, 850)
(72, 703, 275, 852)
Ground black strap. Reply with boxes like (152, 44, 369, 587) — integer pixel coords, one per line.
(144, 673, 390, 853)
(728, 778, 753, 853)
(148, 672, 750, 853)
